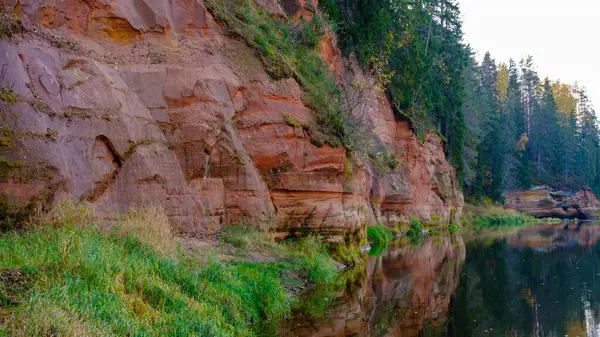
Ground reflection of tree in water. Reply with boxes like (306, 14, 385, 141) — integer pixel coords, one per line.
(441, 227, 600, 337)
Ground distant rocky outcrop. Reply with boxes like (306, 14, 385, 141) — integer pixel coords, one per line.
(504, 186, 600, 219)
(0, 0, 462, 239)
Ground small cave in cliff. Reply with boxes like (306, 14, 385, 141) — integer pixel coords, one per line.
(83, 135, 122, 202)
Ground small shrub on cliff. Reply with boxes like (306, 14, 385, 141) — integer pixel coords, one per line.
(0, 11, 21, 40)
(370, 148, 400, 174)
(0, 87, 17, 105)
(283, 113, 307, 129)
(0, 126, 14, 152)
(288, 16, 325, 48)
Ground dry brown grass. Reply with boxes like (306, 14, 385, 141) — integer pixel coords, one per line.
(114, 204, 176, 256)
(29, 197, 96, 228)
(7, 301, 111, 337)
(29, 198, 176, 255)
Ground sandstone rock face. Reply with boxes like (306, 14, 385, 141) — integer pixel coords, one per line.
(504, 186, 600, 219)
(0, 0, 462, 237)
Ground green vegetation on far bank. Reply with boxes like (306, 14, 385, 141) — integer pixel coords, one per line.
(0, 200, 343, 337)
(461, 203, 560, 230)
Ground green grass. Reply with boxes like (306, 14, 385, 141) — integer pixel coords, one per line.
(469, 215, 532, 229)
(461, 203, 544, 230)
(406, 217, 425, 239)
(366, 224, 393, 246)
(367, 220, 430, 255)
(367, 243, 387, 256)
(0, 204, 341, 336)
(366, 224, 392, 256)
(448, 223, 460, 232)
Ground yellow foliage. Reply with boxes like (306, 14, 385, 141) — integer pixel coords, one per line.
(552, 80, 578, 114)
(496, 63, 509, 106)
(516, 133, 529, 151)
(522, 288, 536, 308)
(369, 52, 395, 93)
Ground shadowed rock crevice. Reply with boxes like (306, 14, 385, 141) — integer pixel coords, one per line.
(83, 135, 122, 202)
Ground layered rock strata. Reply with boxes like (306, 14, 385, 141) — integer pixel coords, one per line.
(504, 186, 599, 219)
(0, 0, 463, 239)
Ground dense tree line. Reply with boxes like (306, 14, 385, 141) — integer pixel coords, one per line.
(320, 0, 600, 200)
(462, 53, 600, 199)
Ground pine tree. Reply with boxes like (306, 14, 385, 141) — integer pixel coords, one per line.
(474, 52, 504, 200)
(506, 59, 531, 188)
(520, 56, 539, 139)
(577, 87, 599, 187)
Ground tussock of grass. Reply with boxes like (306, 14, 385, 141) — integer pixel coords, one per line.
(220, 227, 339, 288)
(114, 205, 176, 256)
(29, 198, 96, 228)
(366, 224, 392, 246)
(0, 202, 341, 336)
(406, 217, 424, 238)
(221, 225, 280, 253)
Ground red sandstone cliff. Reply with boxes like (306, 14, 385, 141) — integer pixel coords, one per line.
(0, 0, 463, 238)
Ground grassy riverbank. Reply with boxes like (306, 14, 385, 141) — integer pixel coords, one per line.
(461, 203, 560, 230)
(0, 201, 341, 336)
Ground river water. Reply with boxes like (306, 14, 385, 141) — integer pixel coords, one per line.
(282, 222, 600, 337)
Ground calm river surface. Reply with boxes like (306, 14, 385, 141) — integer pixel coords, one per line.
(283, 222, 600, 337)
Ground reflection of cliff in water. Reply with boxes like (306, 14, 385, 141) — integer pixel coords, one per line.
(281, 235, 466, 337)
(506, 222, 600, 250)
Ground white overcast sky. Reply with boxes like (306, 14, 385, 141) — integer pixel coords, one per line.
(459, 0, 600, 109)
